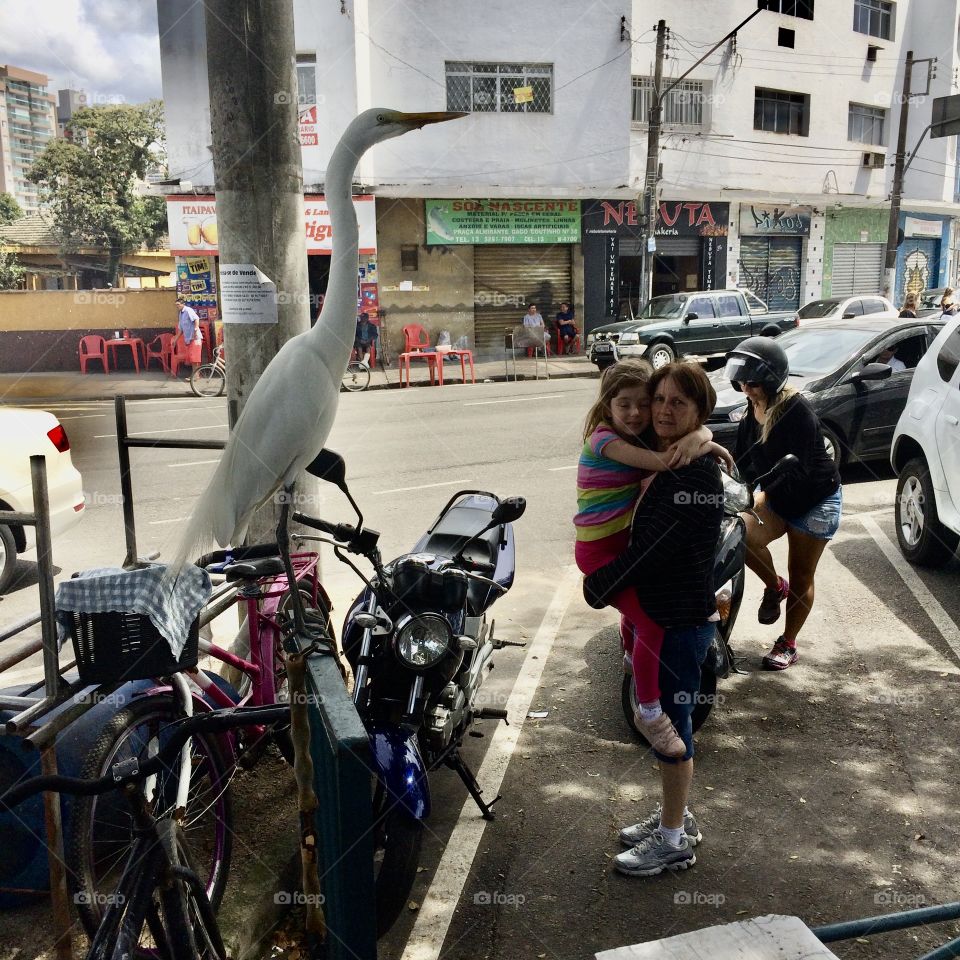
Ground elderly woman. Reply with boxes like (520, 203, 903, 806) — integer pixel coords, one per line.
(584, 361, 723, 878)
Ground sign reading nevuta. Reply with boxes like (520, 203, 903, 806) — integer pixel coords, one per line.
(425, 199, 581, 245)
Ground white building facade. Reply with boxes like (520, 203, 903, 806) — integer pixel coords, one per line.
(157, 0, 960, 352)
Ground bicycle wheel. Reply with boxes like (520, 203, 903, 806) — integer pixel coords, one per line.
(190, 363, 225, 398)
(341, 361, 370, 392)
(68, 695, 234, 944)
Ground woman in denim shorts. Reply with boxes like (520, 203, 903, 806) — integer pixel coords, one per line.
(724, 337, 842, 671)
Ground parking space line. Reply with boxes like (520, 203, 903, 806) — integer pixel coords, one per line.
(94, 424, 227, 438)
(859, 515, 960, 660)
(464, 394, 563, 406)
(373, 479, 472, 495)
(401, 563, 580, 960)
(167, 459, 221, 468)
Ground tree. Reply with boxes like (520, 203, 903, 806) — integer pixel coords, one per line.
(28, 102, 167, 287)
(0, 251, 24, 290)
(0, 193, 22, 226)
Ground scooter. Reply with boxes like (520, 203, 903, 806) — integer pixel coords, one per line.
(620, 456, 798, 739)
(290, 450, 525, 938)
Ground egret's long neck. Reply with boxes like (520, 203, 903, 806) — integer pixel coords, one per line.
(310, 137, 363, 359)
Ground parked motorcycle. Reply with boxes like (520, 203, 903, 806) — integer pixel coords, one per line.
(620, 456, 798, 740)
(291, 450, 525, 937)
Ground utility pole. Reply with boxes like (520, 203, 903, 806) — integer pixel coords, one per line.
(885, 50, 914, 300)
(204, 0, 310, 544)
(641, 20, 668, 304)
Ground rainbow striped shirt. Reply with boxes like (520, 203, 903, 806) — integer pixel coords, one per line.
(574, 424, 648, 542)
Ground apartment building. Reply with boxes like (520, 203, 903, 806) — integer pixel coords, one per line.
(0, 65, 56, 214)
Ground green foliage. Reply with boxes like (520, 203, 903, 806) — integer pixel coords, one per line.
(0, 193, 22, 226)
(28, 102, 168, 285)
(0, 250, 25, 290)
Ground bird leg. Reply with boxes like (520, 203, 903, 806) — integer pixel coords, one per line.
(277, 482, 307, 641)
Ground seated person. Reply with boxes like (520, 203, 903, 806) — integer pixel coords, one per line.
(555, 302, 578, 354)
(877, 345, 906, 373)
(354, 312, 378, 366)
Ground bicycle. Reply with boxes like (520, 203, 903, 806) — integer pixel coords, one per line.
(190, 344, 226, 398)
(341, 359, 371, 392)
(66, 547, 329, 937)
(1, 705, 290, 960)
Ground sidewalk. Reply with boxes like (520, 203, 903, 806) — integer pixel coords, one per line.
(0, 352, 596, 403)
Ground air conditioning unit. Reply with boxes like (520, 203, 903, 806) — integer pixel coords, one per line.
(862, 151, 886, 169)
(867, 45, 881, 62)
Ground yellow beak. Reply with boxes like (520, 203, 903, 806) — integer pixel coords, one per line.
(397, 111, 468, 128)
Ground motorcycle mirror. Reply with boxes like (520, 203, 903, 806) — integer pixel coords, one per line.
(490, 496, 526, 526)
(305, 449, 347, 489)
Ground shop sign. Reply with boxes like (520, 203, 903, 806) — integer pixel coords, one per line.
(904, 216, 943, 238)
(424, 199, 581, 245)
(166, 195, 377, 255)
(583, 200, 728, 237)
(299, 105, 319, 146)
(739, 204, 811, 236)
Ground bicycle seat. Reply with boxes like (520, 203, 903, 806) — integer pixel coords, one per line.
(223, 557, 286, 582)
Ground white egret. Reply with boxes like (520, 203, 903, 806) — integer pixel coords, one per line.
(168, 109, 464, 574)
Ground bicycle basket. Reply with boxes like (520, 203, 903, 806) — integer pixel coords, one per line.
(68, 611, 200, 685)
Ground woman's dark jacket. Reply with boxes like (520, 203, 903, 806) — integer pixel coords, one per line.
(583, 455, 723, 628)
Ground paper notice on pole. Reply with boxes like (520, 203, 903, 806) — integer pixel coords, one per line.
(218, 264, 279, 324)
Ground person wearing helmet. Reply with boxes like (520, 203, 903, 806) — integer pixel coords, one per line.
(724, 336, 842, 670)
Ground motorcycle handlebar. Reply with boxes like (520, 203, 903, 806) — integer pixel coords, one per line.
(292, 512, 355, 542)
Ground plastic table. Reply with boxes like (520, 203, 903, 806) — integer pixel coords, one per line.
(399, 351, 443, 387)
(438, 349, 476, 384)
(105, 337, 146, 373)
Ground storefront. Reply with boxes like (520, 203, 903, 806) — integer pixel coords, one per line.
(166, 194, 379, 324)
(423, 199, 580, 354)
(737, 204, 810, 311)
(582, 199, 728, 330)
(896, 213, 949, 305)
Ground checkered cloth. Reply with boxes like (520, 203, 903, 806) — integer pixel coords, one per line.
(55, 563, 212, 658)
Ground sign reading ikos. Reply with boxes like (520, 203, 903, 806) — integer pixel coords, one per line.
(739, 204, 811, 236)
(425, 199, 581, 245)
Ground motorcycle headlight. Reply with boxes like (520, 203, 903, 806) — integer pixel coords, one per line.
(586, 333, 596, 346)
(728, 404, 749, 423)
(618, 332, 640, 344)
(395, 614, 453, 670)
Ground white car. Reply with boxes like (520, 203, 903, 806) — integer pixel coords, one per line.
(0, 407, 85, 592)
(890, 314, 960, 566)
(797, 294, 897, 325)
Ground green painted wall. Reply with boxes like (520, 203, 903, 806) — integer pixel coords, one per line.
(822, 208, 889, 297)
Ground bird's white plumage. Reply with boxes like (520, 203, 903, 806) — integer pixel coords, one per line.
(167, 109, 462, 575)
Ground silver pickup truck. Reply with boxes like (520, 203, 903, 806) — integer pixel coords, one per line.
(587, 289, 798, 369)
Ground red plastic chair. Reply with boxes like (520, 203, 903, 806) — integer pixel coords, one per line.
(169, 337, 192, 378)
(79, 335, 108, 373)
(350, 341, 376, 369)
(402, 323, 430, 353)
(558, 326, 581, 355)
(145, 333, 173, 373)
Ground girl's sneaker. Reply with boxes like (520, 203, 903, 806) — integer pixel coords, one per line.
(635, 711, 686, 757)
(758, 576, 789, 625)
(762, 636, 798, 670)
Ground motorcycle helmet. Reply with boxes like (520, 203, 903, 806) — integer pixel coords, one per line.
(724, 336, 789, 396)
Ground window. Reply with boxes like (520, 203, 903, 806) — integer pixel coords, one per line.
(842, 300, 865, 317)
(848, 103, 887, 145)
(758, 0, 814, 19)
(632, 78, 706, 127)
(400, 245, 419, 271)
(754, 87, 810, 135)
(687, 297, 716, 318)
(854, 0, 894, 40)
(445, 62, 552, 113)
(296, 54, 316, 108)
(778, 28, 796, 48)
(936, 326, 960, 383)
(717, 295, 743, 317)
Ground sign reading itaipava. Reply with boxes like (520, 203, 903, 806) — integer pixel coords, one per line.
(425, 199, 580, 245)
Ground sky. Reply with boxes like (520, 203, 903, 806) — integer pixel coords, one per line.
(0, 0, 163, 104)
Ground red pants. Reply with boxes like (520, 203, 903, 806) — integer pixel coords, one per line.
(575, 533, 664, 703)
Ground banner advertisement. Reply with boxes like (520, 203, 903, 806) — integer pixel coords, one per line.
(175, 256, 219, 323)
(425, 199, 581, 245)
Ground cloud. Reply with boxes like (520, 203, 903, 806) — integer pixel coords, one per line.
(0, 0, 162, 103)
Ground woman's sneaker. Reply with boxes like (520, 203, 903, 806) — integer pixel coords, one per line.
(619, 806, 701, 848)
(613, 830, 695, 877)
(758, 576, 789, 625)
(762, 636, 798, 670)
(635, 711, 686, 758)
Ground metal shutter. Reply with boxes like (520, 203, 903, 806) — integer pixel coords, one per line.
(896, 237, 938, 305)
(474, 244, 572, 353)
(739, 237, 802, 311)
(654, 235, 699, 256)
(832, 242, 885, 297)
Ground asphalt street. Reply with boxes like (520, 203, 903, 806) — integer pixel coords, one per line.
(2, 379, 960, 959)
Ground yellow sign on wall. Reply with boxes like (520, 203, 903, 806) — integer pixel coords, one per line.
(513, 86, 533, 104)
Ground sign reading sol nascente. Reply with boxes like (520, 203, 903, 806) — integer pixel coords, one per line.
(425, 199, 581, 245)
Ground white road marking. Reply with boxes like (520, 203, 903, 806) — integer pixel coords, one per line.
(56, 414, 108, 421)
(859, 514, 960, 659)
(464, 394, 564, 406)
(548, 464, 578, 471)
(94, 424, 227, 438)
(167, 459, 221, 468)
(401, 564, 580, 960)
(373, 479, 473, 495)
(149, 517, 189, 525)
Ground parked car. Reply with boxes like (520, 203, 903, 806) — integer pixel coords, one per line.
(706, 316, 945, 467)
(587, 289, 797, 369)
(796, 294, 896, 324)
(0, 407, 85, 593)
(890, 313, 960, 566)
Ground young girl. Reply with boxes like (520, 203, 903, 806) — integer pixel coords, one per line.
(575, 359, 728, 757)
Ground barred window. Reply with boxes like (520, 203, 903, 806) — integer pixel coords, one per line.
(848, 103, 887, 145)
(445, 62, 552, 114)
(632, 77, 706, 127)
(758, 0, 814, 19)
(296, 54, 317, 107)
(854, 0, 894, 40)
(754, 87, 810, 136)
